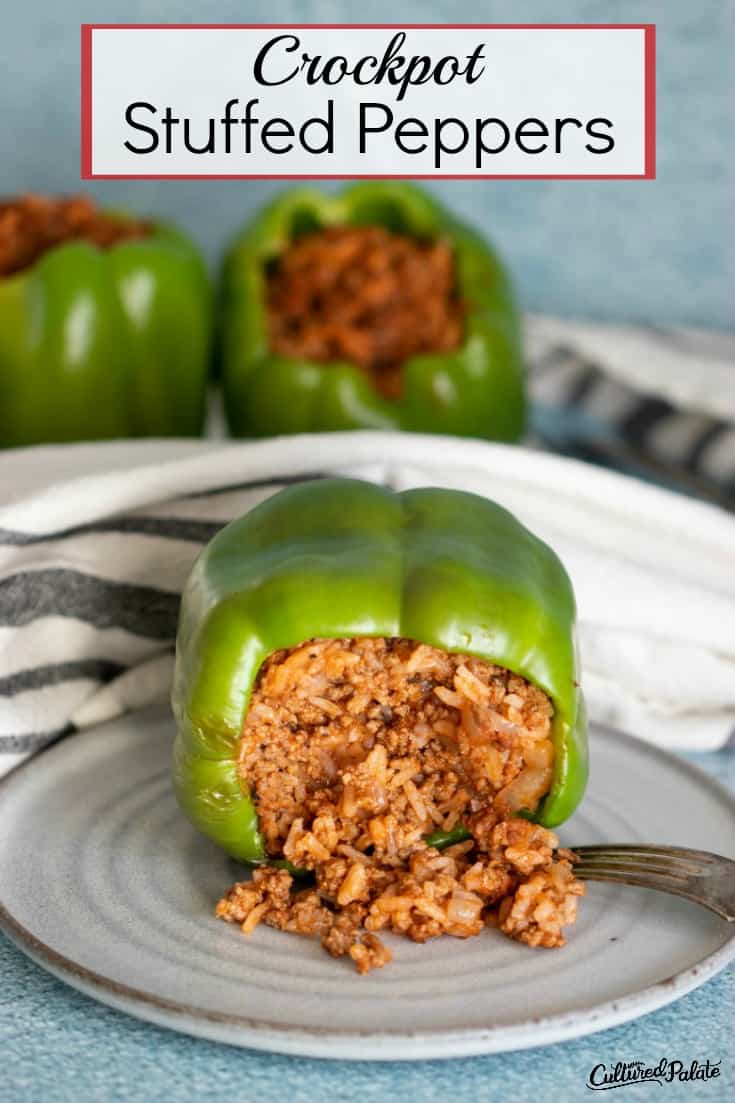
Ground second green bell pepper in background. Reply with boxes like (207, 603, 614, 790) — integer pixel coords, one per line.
(172, 478, 587, 864)
(220, 183, 525, 441)
(0, 214, 212, 447)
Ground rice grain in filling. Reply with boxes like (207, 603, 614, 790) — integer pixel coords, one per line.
(216, 637, 583, 973)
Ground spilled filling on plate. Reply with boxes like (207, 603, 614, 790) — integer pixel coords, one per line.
(216, 637, 583, 973)
(0, 194, 150, 277)
(265, 225, 464, 399)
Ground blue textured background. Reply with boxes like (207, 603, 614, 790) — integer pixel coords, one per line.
(0, 1, 733, 328)
(2, 748, 734, 1102)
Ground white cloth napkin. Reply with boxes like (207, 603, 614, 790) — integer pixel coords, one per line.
(1, 431, 734, 777)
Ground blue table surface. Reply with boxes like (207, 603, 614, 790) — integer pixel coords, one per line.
(2, 749, 733, 1103)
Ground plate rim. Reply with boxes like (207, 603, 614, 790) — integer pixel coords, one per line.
(2, 713, 735, 1059)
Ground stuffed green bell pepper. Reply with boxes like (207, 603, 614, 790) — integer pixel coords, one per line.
(220, 182, 525, 441)
(172, 478, 587, 875)
(0, 194, 212, 446)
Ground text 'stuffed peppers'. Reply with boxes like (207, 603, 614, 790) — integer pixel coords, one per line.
(172, 479, 587, 863)
(220, 183, 525, 441)
(0, 216, 212, 446)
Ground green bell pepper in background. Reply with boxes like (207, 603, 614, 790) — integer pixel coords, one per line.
(220, 183, 525, 441)
(172, 478, 587, 864)
(0, 218, 212, 446)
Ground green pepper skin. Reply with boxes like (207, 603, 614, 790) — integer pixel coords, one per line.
(220, 182, 525, 441)
(172, 479, 587, 864)
(0, 219, 212, 446)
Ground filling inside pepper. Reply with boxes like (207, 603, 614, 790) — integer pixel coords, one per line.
(216, 637, 583, 974)
(265, 226, 464, 399)
(0, 194, 151, 278)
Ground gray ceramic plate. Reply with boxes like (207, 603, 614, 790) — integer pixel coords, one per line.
(1, 706, 734, 1060)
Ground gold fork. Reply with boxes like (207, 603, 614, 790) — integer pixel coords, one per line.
(572, 845, 735, 920)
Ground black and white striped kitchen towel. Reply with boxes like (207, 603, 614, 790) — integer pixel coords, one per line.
(0, 466, 320, 770)
(2, 421, 735, 777)
(525, 315, 735, 508)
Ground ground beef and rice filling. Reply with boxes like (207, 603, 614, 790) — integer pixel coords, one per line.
(217, 637, 583, 973)
(0, 194, 150, 278)
(266, 225, 464, 399)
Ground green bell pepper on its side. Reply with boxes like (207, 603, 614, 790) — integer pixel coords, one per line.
(172, 478, 587, 864)
(0, 218, 212, 446)
(220, 182, 525, 441)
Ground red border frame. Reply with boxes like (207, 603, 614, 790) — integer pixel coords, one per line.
(80, 23, 656, 181)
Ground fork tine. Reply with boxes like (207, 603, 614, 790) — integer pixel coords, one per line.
(573, 845, 718, 865)
(572, 845, 735, 922)
(575, 861, 691, 884)
(574, 854, 705, 878)
(573, 842, 715, 860)
(572, 870, 734, 920)
(572, 848, 717, 877)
